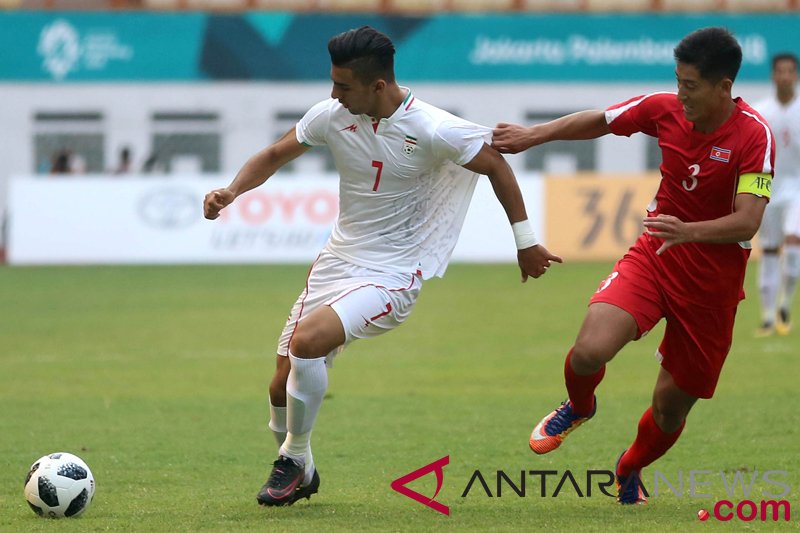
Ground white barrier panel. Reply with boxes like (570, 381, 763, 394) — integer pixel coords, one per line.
(8, 175, 544, 265)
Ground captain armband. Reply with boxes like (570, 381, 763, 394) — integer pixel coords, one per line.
(737, 173, 772, 199)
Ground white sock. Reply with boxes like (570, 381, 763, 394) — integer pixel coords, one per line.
(270, 394, 315, 484)
(280, 353, 328, 468)
(780, 244, 800, 313)
(268, 401, 287, 448)
(759, 252, 780, 323)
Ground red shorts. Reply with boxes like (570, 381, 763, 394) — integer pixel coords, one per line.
(590, 245, 737, 399)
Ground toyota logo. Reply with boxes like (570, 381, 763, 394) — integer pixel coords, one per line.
(138, 188, 199, 229)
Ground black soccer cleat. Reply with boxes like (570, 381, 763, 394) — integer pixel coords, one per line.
(288, 468, 320, 505)
(256, 456, 305, 507)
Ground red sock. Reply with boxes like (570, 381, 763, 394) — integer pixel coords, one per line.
(564, 349, 605, 417)
(618, 407, 685, 477)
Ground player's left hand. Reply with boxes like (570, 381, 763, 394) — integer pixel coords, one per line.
(643, 215, 691, 255)
(517, 245, 563, 282)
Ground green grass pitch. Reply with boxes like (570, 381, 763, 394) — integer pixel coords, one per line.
(0, 262, 797, 531)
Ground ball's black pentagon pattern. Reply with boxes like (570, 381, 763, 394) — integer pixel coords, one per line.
(58, 462, 88, 481)
(37, 476, 59, 507)
(25, 462, 40, 487)
(64, 489, 89, 517)
(27, 502, 44, 516)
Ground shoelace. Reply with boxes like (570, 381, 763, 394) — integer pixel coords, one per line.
(546, 401, 580, 435)
(268, 458, 301, 488)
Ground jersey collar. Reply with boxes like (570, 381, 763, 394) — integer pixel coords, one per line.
(369, 87, 414, 136)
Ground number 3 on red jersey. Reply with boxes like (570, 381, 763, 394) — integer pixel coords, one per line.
(683, 164, 700, 192)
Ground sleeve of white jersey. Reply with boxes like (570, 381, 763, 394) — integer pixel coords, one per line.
(296, 99, 333, 147)
(432, 120, 493, 166)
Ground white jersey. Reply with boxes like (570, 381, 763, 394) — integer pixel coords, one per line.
(754, 95, 800, 189)
(296, 89, 490, 279)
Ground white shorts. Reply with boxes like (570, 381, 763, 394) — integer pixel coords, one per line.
(760, 177, 800, 248)
(276, 250, 422, 366)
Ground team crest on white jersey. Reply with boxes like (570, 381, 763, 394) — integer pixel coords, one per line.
(403, 135, 417, 156)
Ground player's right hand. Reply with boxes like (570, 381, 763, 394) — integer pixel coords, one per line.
(203, 188, 235, 220)
(492, 123, 536, 154)
(517, 244, 563, 282)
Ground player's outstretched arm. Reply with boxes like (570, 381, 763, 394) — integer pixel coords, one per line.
(643, 193, 768, 255)
(203, 127, 309, 220)
(492, 110, 611, 154)
(463, 144, 563, 282)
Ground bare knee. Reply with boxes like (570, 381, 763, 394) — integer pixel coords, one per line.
(651, 402, 689, 433)
(287, 307, 345, 358)
(288, 327, 328, 358)
(569, 341, 611, 374)
(569, 303, 638, 374)
(651, 390, 698, 433)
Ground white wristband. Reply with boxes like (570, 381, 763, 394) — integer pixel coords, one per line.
(512, 220, 539, 250)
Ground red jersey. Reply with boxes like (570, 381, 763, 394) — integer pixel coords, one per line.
(605, 92, 775, 307)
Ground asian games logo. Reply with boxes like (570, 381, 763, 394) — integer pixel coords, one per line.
(37, 19, 134, 81)
(38, 19, 81, 81)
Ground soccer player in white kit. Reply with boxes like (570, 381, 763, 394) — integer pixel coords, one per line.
(755, 53, 800, 336)
(203, 26, 562, 506)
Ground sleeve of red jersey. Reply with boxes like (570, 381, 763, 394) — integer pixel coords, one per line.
(604, 93, 672, 138)
(738, 116, 776, 177)
(735, 112, 776, 198)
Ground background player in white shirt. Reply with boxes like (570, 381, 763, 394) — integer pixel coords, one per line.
(202, 26, 561, 507)
(755, 53, 800, 336)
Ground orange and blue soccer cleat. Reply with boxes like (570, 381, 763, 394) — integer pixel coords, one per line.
(615, 450, 647, 505)
(529, 397, 596, 454)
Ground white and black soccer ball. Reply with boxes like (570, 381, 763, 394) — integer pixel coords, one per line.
(24, 452, 95, 518)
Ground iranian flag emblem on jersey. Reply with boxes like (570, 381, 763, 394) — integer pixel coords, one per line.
(403, 135, 417, 156)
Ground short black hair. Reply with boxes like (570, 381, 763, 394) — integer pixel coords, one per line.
(772, 52, 799, 70)
(328, 26, 395, 84)
(674, 27, 742, 83)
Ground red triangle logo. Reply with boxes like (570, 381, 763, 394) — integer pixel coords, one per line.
(390, 456, 450, 516)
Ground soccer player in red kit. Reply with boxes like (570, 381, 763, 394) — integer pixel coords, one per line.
(493, 27, 775, 504)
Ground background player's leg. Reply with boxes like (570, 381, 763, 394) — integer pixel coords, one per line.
(757, 204, 783, 334)
(618, 367, 697, 477)
(778, 236, 800, 333)
(759, 249, 781, 332)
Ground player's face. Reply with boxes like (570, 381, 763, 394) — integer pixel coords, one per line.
(675, 62, 730, 130)
(772, 58, 798, 94)
(330, 65, 379, 116)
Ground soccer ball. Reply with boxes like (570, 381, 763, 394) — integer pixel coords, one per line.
(24, 452, 95, 518)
